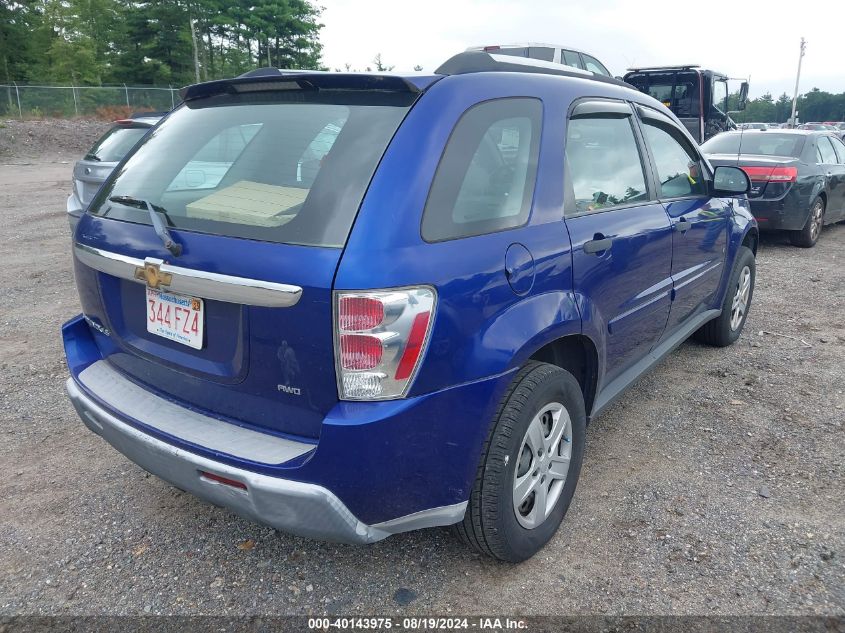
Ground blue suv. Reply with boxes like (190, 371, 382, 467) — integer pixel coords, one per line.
(63, 51, 757, 562)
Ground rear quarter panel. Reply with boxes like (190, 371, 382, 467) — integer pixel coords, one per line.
(336, 73, 654, 395)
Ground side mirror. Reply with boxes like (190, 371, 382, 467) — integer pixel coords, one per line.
(738, 82, 749, 111)
(712, 165, 750, 196)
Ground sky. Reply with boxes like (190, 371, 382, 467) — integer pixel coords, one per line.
(318, 0, 845, 98)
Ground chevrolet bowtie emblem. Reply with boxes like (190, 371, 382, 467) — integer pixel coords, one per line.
(135, 260, 172, 289)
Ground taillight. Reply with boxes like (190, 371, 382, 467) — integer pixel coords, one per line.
(741, 166, 797, 182)
(334, 288, 436, 400)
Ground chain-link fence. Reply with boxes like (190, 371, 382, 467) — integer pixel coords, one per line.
(1, 83, 180, 118)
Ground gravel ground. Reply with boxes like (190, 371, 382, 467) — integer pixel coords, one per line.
(0, 119, 110, 163)
(0, 150, 843, 616)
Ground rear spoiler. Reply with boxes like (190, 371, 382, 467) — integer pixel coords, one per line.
(180, 69, 427, 101)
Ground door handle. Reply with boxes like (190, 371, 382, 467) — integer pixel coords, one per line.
(675, 218, 692, 233)
(583, 235, 613, 255)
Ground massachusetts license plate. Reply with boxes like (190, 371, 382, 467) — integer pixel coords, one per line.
(146, 287, 204, 349)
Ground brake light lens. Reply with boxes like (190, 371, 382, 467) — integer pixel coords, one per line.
(340, 334, 383, 370)
(338, 296, 384, 331)
(334, 288, 436, 400)
(741, 166, 797, 182)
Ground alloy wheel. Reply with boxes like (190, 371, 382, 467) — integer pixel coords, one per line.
(730, 266, 752, 331)
(810, 201, 824, 242)
(512, 402, 572, 529)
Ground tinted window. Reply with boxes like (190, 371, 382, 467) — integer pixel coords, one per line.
(565, 114, 648, 215)
(494, 47, 528, 58)
(528, 47, 555, 62)
(830, 136, 845, 163)
(85, 126, 149, 162)
(701, 133, 805, 157)
(817, 136, 838, 164)
(562, 50, 583, 69)
(88, 91, 413, 248)
(642, 119, 708, 198)
(167, 123, 262, 191)
(625, 72, 700, 117)
(581, 54, 610, 76)
(422, 99, 542, 242)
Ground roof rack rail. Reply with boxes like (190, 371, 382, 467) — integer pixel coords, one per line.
(436, 51, 630, 89)
(626, 64, 701, 72)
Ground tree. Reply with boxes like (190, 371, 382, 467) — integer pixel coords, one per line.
(372, 53, 393, 72)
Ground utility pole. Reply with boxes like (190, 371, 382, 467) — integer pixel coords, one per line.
(189, 18, 201, 83)
(789, 38, 806, 128)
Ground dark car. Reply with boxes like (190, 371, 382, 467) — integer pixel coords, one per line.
(63, 52, 756, 562)
(67, 113, 164, 230)
(703, 130, 845, 246)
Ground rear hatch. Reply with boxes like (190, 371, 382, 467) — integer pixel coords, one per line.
(72, 74, 421, 439)
(73, 123, 153, 206)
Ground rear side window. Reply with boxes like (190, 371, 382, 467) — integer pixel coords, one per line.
(562, 50, 583, 69)
(85, 126, 149, 162)
(640, 115, 708, 198)
(565, 115, 648, 215)
(422, 98, 542, 242)
(817, 136, 838, 164)
(88, 90, 413, 248)
(528, 47, 555, 61)
(830, 136, 845, 163)
(581, 54, 610, 76)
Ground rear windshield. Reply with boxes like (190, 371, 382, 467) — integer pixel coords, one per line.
(88, 90, 413, 248)
(702, 133, 806, 157)
(85, 126, 150, 162)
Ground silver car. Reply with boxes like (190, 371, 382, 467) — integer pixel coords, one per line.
(465, 42, 613, 77)
(67, 114, 162, 230)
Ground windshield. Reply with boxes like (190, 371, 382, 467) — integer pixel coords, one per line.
(85, 126, 150, 162)
(88, 90, 412, 248)
(624, 71, 700, 118)
(702, 133, 806, 157)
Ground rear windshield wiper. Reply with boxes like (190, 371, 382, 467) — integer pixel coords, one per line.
(108, 195, 182, 257)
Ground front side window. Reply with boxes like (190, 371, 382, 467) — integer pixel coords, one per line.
(87, 90, 412, 248)
(565, 114, 649, 215)
(421, 98, 542, 242)
(712, 79, 728, 114)
(641, 118, 708, 199)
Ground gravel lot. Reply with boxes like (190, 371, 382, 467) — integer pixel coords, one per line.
(0, 122, 843, 617)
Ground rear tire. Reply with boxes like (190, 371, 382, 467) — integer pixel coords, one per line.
(790, 196, 824, 247)
(694, 245, 755, 347)
(455, 361, 585, 562)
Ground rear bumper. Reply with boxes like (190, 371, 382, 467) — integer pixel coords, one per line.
(66, 375, 467, 544)
(749, 193, 808, 231)
(63, 314, 509, 542)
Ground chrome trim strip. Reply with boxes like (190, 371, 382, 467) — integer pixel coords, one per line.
(73, 243, 303, 308)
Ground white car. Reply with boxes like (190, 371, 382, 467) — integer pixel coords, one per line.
(465, 43, 612, 77)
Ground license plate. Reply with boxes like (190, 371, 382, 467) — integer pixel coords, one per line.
(146, 287, 204, 349)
